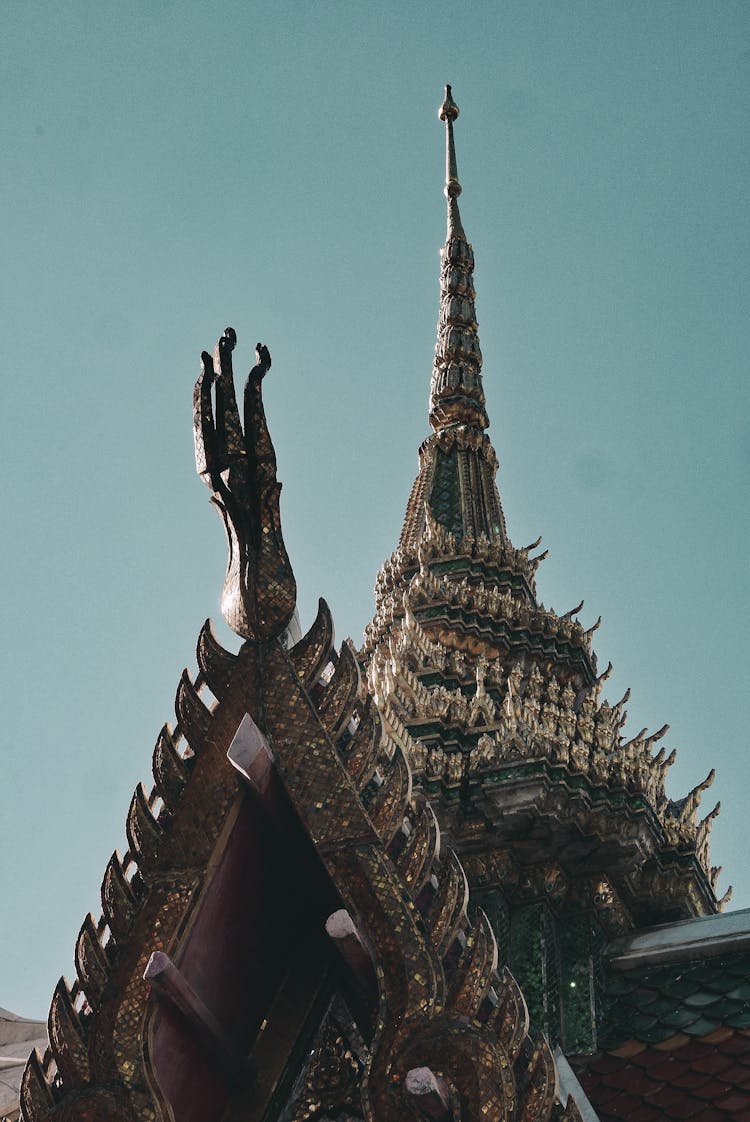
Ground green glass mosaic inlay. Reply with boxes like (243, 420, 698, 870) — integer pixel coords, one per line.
(430, 450, 464, 537)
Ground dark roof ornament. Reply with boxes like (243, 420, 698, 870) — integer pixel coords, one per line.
(193, 329, 297, 641)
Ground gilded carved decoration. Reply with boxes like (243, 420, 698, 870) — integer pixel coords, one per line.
(193, 329, 296, 641)
(361, 91, 725, 929)
(19, 83, 730, 1122)
(21, 320, 566, 1122)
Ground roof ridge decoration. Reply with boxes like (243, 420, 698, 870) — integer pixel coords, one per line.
(193, 329, 296, 641)
(18, 325, 573, 1122)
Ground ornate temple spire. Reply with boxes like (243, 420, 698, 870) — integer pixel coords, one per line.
(364, 89, 723, 947)
(394, 87, 504, 554)
(429, 85, 488, 433)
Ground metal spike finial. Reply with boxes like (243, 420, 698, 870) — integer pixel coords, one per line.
(439, 84, 465, 237)
(439, 84, 460, 123)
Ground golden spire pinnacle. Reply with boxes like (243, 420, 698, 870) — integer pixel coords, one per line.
(429, 85, 488, 433)
(439, 84, 466, 239)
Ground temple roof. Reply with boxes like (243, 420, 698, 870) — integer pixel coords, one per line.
(574, 909, 750, 1121)
(577, 1034, 750, 1122)
(600, 908, 750, 1050)
(606, 907, 750, 970)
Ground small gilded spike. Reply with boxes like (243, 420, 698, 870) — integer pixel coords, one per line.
(126, 782, 164, 875)
(449, 908, 498, 1018)
(519, 1039, 558, 1122)
(493, 966, 530, 1063)
(316, 641, 361, 741)
(101, 851, 139, 943)
(428, 849, 470, 955)
(718, 885, 733, 910)
(289, 597, 335, 686)
(196, 619, 237, 700)
(48, 978, 91, 1088)
(152, 723, 191, 805)
(397, 800, 440, 893)
(368, 747, 412, 845)
(75, 914, 110, 1011)
(19, 1049, 55, 1121)
(175, 670, 212, 750)
(343, 699, 382, 789)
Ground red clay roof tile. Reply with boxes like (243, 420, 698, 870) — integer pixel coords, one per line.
(574, 1030, 750, 1122)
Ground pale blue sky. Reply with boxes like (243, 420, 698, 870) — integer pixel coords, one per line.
(2, 1, 748, 1016)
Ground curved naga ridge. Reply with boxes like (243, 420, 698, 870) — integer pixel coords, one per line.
(259, 601, 570, 1122)
(193, 327, 297, 641)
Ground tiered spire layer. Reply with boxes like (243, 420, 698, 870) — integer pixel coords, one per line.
(398, 86, 507, 553)
(429, 85, 487, 433)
